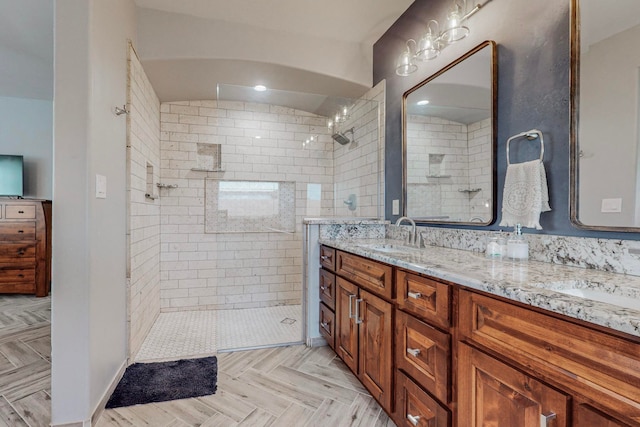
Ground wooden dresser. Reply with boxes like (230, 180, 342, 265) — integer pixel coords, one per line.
(0, 199, 51, 297)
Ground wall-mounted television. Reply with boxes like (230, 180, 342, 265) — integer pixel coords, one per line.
(0, 155, 24, 197)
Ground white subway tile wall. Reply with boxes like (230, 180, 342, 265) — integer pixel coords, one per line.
(406, 115, 491, 221)
(159, 100, 337, 310)
(127, 45, 162, 359)
(334, 83, 385, 218)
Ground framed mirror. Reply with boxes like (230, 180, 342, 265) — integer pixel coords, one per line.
(571, 0, 640, 231)
(403, 41, 497, 225)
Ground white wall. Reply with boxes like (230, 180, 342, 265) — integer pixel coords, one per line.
(52, 0, 136, 424)
(0, 96, 53, 199)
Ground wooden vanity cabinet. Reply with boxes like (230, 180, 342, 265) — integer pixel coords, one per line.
(459, 289, 640, 426)
(323, 248, 394, 414)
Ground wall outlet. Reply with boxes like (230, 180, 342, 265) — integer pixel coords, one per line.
(96, 174, 107, 199)
(392, 199, 400, 215)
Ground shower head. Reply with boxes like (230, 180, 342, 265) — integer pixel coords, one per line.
(332, 132, 351, 145)
(332, 127, 354, 145)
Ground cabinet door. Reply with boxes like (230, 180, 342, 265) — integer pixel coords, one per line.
(358, 289, 393, 413)
(458, 343, 569, 427)
(336, 277, 358, 373)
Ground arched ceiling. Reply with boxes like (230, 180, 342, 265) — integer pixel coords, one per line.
(134, 0, 413, 101)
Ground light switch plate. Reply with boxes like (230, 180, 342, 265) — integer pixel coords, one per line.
(392, 199, 400, 215)
(601, 198, 622, 213)
(96, 174, 107, 199)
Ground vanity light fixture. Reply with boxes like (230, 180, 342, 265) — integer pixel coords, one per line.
(396, 0, 491, 76)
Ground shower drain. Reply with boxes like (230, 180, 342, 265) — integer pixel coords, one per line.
(280, 317, 296, 325)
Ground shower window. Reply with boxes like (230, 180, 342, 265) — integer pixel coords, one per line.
(205, 179, 296, 233)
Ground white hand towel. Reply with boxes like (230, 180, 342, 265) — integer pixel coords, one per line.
(499, 159, 551, 229)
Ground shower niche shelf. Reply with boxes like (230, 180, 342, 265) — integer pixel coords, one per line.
(191, 168, 225, 172)
(458, 188, 481, 194)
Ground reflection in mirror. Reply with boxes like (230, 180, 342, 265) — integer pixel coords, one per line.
(572, 0, 640, 230)
(403, 41, 496, 225)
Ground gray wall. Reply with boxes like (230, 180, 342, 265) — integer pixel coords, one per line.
(374, 0, 638, 240)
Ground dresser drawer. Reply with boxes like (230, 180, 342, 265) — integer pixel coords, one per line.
(397, 270, 450, 329)
(0, 266, 36, 283)
(319, 269, 336, 310)
(0, 243, 36, 263)
(5, 205, 36, 219)
(459, 290, 640, 421)
(319, 302, 335, 349)
(320, 245, 336, 271)
(396, 310, 450, 404)
(0, 223, 36, 240)
(336, 250, 393, 300)
(395, 370, 450, 427)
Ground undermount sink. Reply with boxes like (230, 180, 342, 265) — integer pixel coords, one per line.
(543, 280, 640, 311)
(359, 243, 420, 254)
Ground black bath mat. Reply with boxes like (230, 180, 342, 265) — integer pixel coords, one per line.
(105, 356, 217, 408)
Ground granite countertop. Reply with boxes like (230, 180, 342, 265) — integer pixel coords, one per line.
(304, 217, 388, 225)
(319, 238, 640, 339)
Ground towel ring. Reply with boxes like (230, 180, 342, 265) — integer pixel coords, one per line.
(506, 129, 544, 165)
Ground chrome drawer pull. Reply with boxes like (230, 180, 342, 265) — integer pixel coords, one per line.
(408, 291, 422, 299)
(321, 255, 328, 260)
(540, 412, 556, 427)
(18, 230, 24, 233)
(348, 294, 356, 318)
(355, 298, 363, 324)
(407, 348, 421, 357)
(320, 285, 325, 291)
(320, 322, 329, 329)
(407, 414, 420, 426)
(18, 210, 24, 214)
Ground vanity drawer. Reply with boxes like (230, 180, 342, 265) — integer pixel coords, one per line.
(0, 266, 36, 284)
(395, 370, 449, 427)
(396, 270, 450, 329)
(319, 302, 335, 349)
(459, 290, 640, 421)
(319, 268, 336, 310)
(336, 250, 393, 300)
(320, 245, 336, 271)
(396, 310, 450, 404)
(0, 223, 36, 240)
(0, 243, 36, 263)
(5, 205, 36, 219)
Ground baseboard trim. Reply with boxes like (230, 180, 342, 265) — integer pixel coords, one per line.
(90, 359, 127, 425)
(306, 336, 328, 347)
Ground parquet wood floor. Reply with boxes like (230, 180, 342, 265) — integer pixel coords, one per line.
(0, 295, 51, 427)
(97, 345, 397, 427)
(0, 295, 396, 426)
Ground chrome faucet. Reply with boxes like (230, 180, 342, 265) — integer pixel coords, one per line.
(395, 216, 418, 247)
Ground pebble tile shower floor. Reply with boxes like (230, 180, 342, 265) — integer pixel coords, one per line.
(135, 305, 302, 362)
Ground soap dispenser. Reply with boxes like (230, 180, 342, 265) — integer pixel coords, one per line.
(506, 224, 529, 260)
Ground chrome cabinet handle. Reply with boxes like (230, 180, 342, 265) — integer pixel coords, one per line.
(407, 348, 421, 357)
(355, 298, 363, 324)
(348, 294, 356, 318)
(320, 285, 325, 291)
(320, 322, 329, 329)
(321, 255, 328, 260)
(408, 291, 422, 299)
(407, 414, 420, 426)
(540, 412, 556, 427)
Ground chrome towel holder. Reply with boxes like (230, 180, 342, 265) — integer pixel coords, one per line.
(506, 129, 544, 165)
